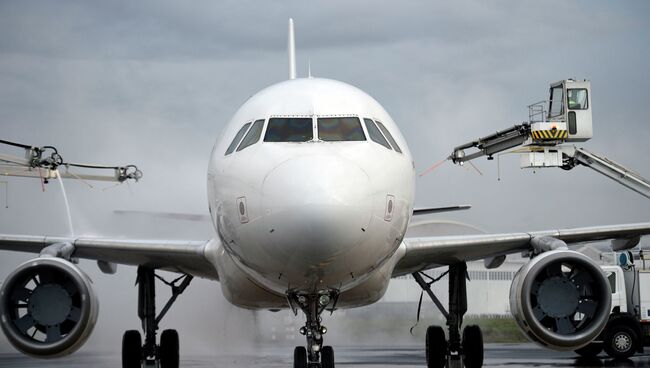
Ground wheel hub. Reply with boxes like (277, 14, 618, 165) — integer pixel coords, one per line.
(614, 333, 631, 351)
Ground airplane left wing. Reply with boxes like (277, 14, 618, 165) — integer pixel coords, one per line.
(0, 234, 218, 280)
(393, 222, 650, 276)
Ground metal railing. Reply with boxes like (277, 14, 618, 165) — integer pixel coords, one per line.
(528, 100, 547, 123)
(528, 99, 567, 123)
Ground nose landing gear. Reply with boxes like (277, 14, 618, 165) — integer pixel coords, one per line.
(289, 291, 338, 368)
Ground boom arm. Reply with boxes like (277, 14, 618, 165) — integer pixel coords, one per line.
(0, 139, 142, 183)
(564, 147, 650, 199)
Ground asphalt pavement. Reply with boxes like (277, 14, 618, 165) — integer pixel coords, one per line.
(0, 343, 648, 367)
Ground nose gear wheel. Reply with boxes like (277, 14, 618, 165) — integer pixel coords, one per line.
(289, 291, 338, 368)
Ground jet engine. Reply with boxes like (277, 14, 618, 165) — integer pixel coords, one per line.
(0, 257, 98, 358)
(510, 249, 611, 350)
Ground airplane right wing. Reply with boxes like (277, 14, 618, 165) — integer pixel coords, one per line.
(393, 222, 650, 276)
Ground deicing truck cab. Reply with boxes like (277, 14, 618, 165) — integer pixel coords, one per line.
(575, 251, 650, 359)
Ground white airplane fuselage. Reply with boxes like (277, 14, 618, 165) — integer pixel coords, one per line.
(207, 78, 415, 308)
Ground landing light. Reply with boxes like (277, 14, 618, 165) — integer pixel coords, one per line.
(319, 295, 330, 306)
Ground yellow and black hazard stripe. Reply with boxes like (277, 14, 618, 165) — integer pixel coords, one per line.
(531, 130, 568, 140)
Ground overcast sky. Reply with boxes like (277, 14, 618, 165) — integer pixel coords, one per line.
(0, 0, 648, 356)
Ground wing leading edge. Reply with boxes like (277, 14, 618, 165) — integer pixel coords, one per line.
(394, 222, 650, 277)
(0, 234, 218, 280)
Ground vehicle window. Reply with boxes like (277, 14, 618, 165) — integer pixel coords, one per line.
(608, 272, 616, 293)
(548, 86, 564, 117)
(317, 117, 366, 141)
(264, 118, 313, 142)
(567, 89, 588, 110)
(375, 121, 402, 153)
(225, 122, 252, 155)
(237, 119, 265, 151)
(364, 118, 391, 150)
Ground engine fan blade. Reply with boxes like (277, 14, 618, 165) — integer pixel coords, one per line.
(62, 279, 79, 296)
(546, 262, 563, 277)
(10, 287, 31, 303)
(570, 268, 594, 286)
(45, 325, 62, 343)
(37, 269, 57, 285)
(555, 317, 576, 334)
(14, 315, 36, 335)
(67, 307, 81, 323)
(532, 305, 546, 321)
(577, 299, 597, 317)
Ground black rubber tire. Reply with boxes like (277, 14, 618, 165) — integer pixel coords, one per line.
(122, 330, 142, 368)
(160, 329, 180, 368)
(575, 342, 603, 358)
(321, 345, 335, 368)
(462, 325, 484, 368)
(294, 346, 307, 368)
(604, 325, 637, 359)
(426, 325, 447, 368)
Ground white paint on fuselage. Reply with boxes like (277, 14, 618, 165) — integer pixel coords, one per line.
(208, 78, 415, 301)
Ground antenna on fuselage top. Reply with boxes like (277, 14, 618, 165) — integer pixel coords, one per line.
(308, 58, 312, 78)
(288, 18, 296, 80)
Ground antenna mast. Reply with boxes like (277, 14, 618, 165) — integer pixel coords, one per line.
(288, 18, 296, 79)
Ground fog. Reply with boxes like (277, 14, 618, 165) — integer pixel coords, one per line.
(0, 0, 649, 356)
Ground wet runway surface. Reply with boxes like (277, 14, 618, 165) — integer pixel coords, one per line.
(1, 344, 649, 367)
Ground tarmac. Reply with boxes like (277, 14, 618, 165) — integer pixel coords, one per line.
(0, 343, 648, 367)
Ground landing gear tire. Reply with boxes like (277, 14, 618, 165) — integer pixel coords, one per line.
(575, 342, 603, 358)
(462, 325, 484, 368)
(426, 325, 447, 368)
(604, 325, 637, 359)
(160, 329, 180, 368)
(294, 346, 307, 368)
(122, 330, 142, 368)
(321, 346, 335, 368)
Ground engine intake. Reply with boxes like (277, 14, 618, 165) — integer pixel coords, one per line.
(0, 257, 98, 358)
(510, 249, 611, 350)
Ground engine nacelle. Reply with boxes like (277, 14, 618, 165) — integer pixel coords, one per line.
(510, 249, 611, 350)
(0, 257, 98, 358)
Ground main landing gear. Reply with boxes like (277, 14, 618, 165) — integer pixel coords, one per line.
(289, 292, 339, 368)
(413, 262, 484, 368)
(122, 266, 193, 368)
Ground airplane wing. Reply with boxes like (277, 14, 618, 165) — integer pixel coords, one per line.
(393, 222, 650, 276)
(0, 234, 218, 280)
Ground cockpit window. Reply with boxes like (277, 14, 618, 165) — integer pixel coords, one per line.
(264, 118, 313, 142)
(317, 117, 366, 141)
(364, 118, 391, 150)
(237, 119, 265, 151)
(225, 122, 252, 155)
(375, 121, 402, 153)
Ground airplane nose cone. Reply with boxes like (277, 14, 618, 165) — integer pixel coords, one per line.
(262, 155, 372, 266)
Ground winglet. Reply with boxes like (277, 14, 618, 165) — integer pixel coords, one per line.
(288, 18, 296, 80)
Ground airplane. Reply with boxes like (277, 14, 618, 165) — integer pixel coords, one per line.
(1, 19, 649, 368)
